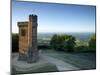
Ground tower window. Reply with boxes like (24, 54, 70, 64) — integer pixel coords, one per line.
(21, 29, 26, 36)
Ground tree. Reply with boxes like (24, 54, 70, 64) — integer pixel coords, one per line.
(66, 36, 76, 52)
(50, 34, 76, 52)
(50, 34, 58, 50)
(88, 34, 96, 51)
(62, 35, 76, 52)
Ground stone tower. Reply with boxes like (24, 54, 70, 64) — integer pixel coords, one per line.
(18, 14, 39, 63)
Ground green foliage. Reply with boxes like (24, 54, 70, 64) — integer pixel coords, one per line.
(75, 39, 88, 47)
(75, 45, 89, 52)
(12, 33, 19, 52)
(88, 34, 96, 51)
(50, 34, 58, 50)
(50, 34, 76, 52)
(75, 34, 96, 52)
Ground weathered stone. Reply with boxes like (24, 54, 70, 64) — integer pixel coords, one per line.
(17, 14, 39, 63)
(27, 47, 39, 63)
(18, 53, 27, 61)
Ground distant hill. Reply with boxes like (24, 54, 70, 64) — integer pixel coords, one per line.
(37, 32, 95, 41)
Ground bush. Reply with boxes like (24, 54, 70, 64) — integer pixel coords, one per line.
(75, 45, 88, 52)
(75, 34, 96, 53)
(50, 34, 76, 52)
(88, 34, 96, 52)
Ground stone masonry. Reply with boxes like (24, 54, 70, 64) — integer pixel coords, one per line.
(18, 14, 39, 63)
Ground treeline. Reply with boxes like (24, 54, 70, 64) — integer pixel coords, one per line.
(50, 34, 75, 52)
(12, 33, 96, 53)
(88, 34, 96, 52)
(50, 34, 96, 52)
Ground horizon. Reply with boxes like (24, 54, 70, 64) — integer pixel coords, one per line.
(12, 0, 96, 33)
(12, 31, 95, 34)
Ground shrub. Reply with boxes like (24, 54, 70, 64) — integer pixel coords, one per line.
(88, 34, 96, 52)
(50, 34, 76, 52)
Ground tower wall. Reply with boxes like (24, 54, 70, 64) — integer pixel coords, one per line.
(29, 15, 38, 51)
(27, 15, 38, 63)
(18, 22, 29, 55)
(17, 15, 39, 63)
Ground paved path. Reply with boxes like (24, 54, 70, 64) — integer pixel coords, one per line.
(42, 54, 80, 71)
(12, 53, 80, 71)
(12, 54, 57, 72)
